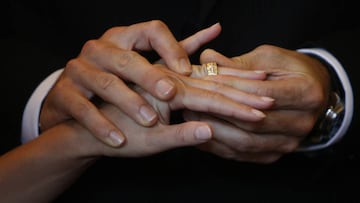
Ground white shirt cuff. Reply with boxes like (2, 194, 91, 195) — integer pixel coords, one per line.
(297, 48, 354, 151)
(21, 69, 64, 143)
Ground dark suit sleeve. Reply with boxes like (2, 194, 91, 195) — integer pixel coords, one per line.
(315, 28, 360, 157)
(1, 1, 67, 154)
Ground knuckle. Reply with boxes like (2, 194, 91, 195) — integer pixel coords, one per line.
(82, 39, 101, 55)
(72, 100, 93, 120)
(233, 136, 257, 152)
(279, 141, 299, 153)
(205, 90, 224, 102)
(301, 117, 317, 134)
(49, 83, 67, 102)
(292, 115, 316, 136)
(147, 20, 167, 31)
(201, 48, 214, 57)
(115, 51, 138, 73)
(307, 85, 327, 109)
(296, 75, 328, 110)
(199, 49, 217, 63)
(104, 27, 123, 37)
(64, 58, 82, 75)
(174, 126, 189, 143)
(95, 72, 118, 91)
(232, 55, 249, 68)
(254, 44, 279, 55)
(222, 151, 237, 160)
(206, 81, 225, 93)
(253, 85, 273, 98)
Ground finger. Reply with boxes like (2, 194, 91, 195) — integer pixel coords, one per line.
(198, 141, 283, 164)
(99, 104, 212, 157)
(80, 40, 177, 101)
(183, 111, 300, 153)
(177, 74, 274, 110)
(65, 59, 159, 126)
(146, 122, 213, 153)
(200, 48, 240, 67)
(200, 76, 310, 109)
(197, 49, 267, 80)
(156, 23, 222, 64)
(53, 86, 126, 147)
(191, 64, 267, 80)
(103, 20, 192, 74)
(180, 23, 221, 55)
(175, 83, 267, 122)
(212, 109, 316, 136)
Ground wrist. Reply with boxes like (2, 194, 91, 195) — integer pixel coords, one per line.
(296, 48, 353, 151)
(299, 91, 344, 149)
(41, 121, 103, 161)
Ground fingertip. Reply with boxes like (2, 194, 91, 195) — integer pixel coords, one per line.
(209, 22, 222, 33)
(106, 131, 126, 147)
(155, 78, 176, 100)
(261, 96, 275, 103)
(251, 109, 266, 119)
(177, 57, 192, 75)
(139, 105, 158, 126)
(194, 125, 212, 141)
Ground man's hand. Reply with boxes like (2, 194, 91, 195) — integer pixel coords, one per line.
(186, 45, 331, 163)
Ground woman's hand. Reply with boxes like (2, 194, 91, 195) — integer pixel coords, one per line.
(39, 21, 221, 147)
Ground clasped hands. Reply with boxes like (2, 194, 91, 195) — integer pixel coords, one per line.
(40, 20, 330, 163)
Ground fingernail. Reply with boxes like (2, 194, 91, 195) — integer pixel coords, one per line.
(140, 105, 157, 124)
(261, 96, 275, 102)
(211, 22, 220, 28)
(254, 70, 266, 74)
(252, 109, 266, 118)
(108, 131, 125, 146)
(195, 126, 212, 141)
(179, 58, 192, 75)
(156, 79, 176, 98)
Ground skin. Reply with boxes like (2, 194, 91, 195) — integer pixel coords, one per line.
(0, 103, 210, 203)
(40, 21, 222, 147)
(0, 58, 273, 203)
(39, 20, 189, 147)
(0, 23, 276, 202)
(186, 46, 331, 163)
(39, 20, 331, 164)
(40, 21, 270, 148)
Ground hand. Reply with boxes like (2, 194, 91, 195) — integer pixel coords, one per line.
(185, 45, 331, 163)
(85, 62, 274, 157)
(75, 102, 212, 158)
(141, 64, 274, 123)
(40, 21, 221, 147)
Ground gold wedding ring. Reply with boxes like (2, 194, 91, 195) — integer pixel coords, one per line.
(203, 62, 218, 76)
